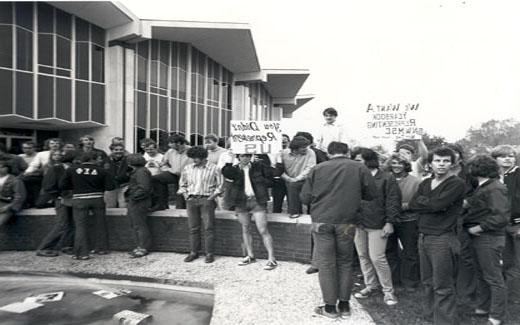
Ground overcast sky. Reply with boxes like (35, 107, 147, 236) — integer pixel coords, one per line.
(122, 0, 520, 147)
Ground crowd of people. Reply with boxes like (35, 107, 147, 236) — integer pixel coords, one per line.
(0, 107, 518, 325)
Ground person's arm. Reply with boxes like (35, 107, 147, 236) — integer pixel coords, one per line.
(293, 150, 317, 182)
(221, 163, 240, 181)
(177, 166, 189, 198)
(416, 139, 428, 166)
(299, 169, 314, 206)
(409, 179, 466, 213)
(59, 168, 73, 191)
(384, 174, 402, 224)
(24, 152, 43, 174)
(208, 168, 223, 200)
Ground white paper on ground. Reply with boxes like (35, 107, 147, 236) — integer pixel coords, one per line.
(92, 288, 131, 299)
(24, 291, 64, 303)
(113, 310, 152, 325)
(0, 301, 44, 313)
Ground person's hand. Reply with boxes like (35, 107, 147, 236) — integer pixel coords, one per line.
(509, 224, 520, 239)
(381, 223, 394, 238)
(0, 206, 8, 213)
(402, 202, 409, 210)
(468, 225, 483, 236)
(462, 199, 469, 209)
(207, 193, 219, 201)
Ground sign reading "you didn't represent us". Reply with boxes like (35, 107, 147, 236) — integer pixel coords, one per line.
(230, 120, 283, 154)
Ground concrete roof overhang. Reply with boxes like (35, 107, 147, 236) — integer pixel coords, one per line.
(50, 2, 136, 29)
(276, 95, 315, 118)
(0, 115, 105, 130)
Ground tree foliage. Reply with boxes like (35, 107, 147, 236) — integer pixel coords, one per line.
(456, 118, 520, 153)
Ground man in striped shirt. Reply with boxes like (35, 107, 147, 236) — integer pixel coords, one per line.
(178, 146, 222, 264)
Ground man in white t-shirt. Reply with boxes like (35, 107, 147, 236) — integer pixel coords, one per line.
(143, 142, 163, 176)
(204, 134, 228, 168)
(316, 107, 346, 152)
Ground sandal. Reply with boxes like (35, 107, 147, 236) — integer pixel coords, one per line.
(238, 256, 256, 266)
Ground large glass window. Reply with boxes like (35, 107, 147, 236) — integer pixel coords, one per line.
(76, 42, 89, 80)
(16, 71, 33, 117)
(38, 75, 53, 118)
(38, 34, 53, 66)
(0, 69, 13, 115)
(56, 77, 71, 121)
(37, 3, 53, 33)
(57, 36, 71, 70)
(92, 44, 104, 83)
(91, 83, 104, 123)
(15, 2, 33, 31)
(0, 25, 12, 68)
(0, 2, 13, 24)
(16, 27, 32, 71)
(75, 81, 89, 121)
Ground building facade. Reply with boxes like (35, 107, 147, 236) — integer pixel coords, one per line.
(0, 2, 311, 153)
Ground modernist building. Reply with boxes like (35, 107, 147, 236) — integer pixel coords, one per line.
(0, 1, 311, 153)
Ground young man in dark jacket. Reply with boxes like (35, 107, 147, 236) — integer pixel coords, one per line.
(104, 143, 130, 208)
(463, 155, 509, 325)
(410, 147, 466, 325)
(222, 153, 283, 270)
(61, 151, 115, 260)
(351, 147, 401, 306)
(0, 159, 26, 227)
(125, 154, 153, 258)
(300, 142, 377, 320)
(492, 145, 520, 304)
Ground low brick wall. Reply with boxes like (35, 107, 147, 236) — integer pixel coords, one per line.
(0, 208, 312, 263)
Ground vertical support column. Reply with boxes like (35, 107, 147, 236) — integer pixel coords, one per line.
(217, 65, 223, 136)
(32, 2, 38, 119)
(124, 46, 136, 153)
(185, 45, 192, 138)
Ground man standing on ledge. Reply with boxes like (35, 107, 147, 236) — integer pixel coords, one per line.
(301, 141, 377, 320)
(409, 147, 466, 325)
(316, 107, 346, 153)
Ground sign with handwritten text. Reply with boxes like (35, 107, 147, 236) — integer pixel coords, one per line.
(230, 120, 282, 154)
(365, 103, 424, 140)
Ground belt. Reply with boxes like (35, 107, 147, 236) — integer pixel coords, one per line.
(188, 195, 209, 198)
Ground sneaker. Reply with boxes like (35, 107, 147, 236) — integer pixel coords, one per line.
(313, 306, 338, 320)
(338, 301, 351, 319)
(183, 253, 199, 262)
(354, 287, 375, 299)
(205, 254, 215, 263)
(263, 260, 278, 270)
(384, 292, 398, 306)
(289, 214, 301, 219)
(238, 256, 256, 266)
(306, 266, 319, 274)
(487, 318, 502, 325)
(475, 308, 489, 316)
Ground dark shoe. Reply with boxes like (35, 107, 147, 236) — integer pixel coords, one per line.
(306, 266, 319, 274)
(61, 247, 74, 255)
(205, 254, 214, 263)
(184, 253, 199, 262)
(72, 255, 90, 260)
(313, 306, 338, 320)
(129, 248, 148, 258)
(36, 250, 58, 257)
(90, 249, 109, 255)
(289, 214, 301, 219)
(338, 301, 351, 319)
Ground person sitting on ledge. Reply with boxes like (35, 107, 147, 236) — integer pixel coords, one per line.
(125, 154, 153, 258)
(0, 159, 27, 227)
(222, 153, 283, 270)
(178, 146, 222, 264)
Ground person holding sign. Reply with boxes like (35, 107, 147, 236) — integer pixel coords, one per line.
(281, 136, 316, 219)
(222, 153, 283, 270)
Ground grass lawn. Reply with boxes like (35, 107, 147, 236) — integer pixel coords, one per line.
(352, 269, 520, 325)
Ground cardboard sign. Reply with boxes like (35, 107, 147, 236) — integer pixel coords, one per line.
(113, 310, 152, 325)
(230, 120, 283, 154)
(93, 289, 131, 300)
(24, 292, 64, 303)
(365, 103, 424, 140)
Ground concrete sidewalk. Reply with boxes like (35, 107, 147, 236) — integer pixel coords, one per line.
(0, 251, 374, 325)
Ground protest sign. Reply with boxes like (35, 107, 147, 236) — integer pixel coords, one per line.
(230, 120, 283, 154)
(365, 103, 424, 140)
(93, 288, 131, 300)
(24, 291, 64, 303)
(113, 310, 152, 325)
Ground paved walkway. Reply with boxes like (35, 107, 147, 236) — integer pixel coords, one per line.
(0, 251, 374, 325)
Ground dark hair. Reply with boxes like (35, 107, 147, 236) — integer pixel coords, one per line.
(218, 137, 226, 148)
(22, 141, 36, 148)
(428, 147, 456, 164)
(327, 142, 349, 155)
(294, 131, 314, 144)
(204, 134, 219, 143)
(126, 154, 147, 167)
(384, 152, 412, 173)
(491, 145, 517, 159)
(187, 146, 208, 159)
(467, 155, 500, 179)
(167, 134, 187, 144)
(109, 143, 125, 151)
(445, 143, 464, 162)
(111, 136, 124, 144)
(144, 141, 157, 149)
(323, 107, 338, 117)
(289, 136, 310, 150)
(237, 154, 253, 158)
(79, 151, 99, 163)
(351, 147, 379, 169)
(398, 144, 415, 154)
(62, 152, 75, 164)
(282, 134, 290, 141)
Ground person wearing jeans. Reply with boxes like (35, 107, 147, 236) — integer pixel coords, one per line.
(60, 151, 115, 260)
(462, 155, 509, 325)
(300, 141, 377, 320)
(351, 148, 401, 306)
(178, 146, 222, 264)
(410, 147, 467, 325)
(281, 136, 316, 219)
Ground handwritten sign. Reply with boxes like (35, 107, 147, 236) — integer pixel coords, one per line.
(230, 120, 282, 154)
(365, 103, 424, 140)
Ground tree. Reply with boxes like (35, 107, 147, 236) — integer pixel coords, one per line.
(456, 118, 520, 153)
